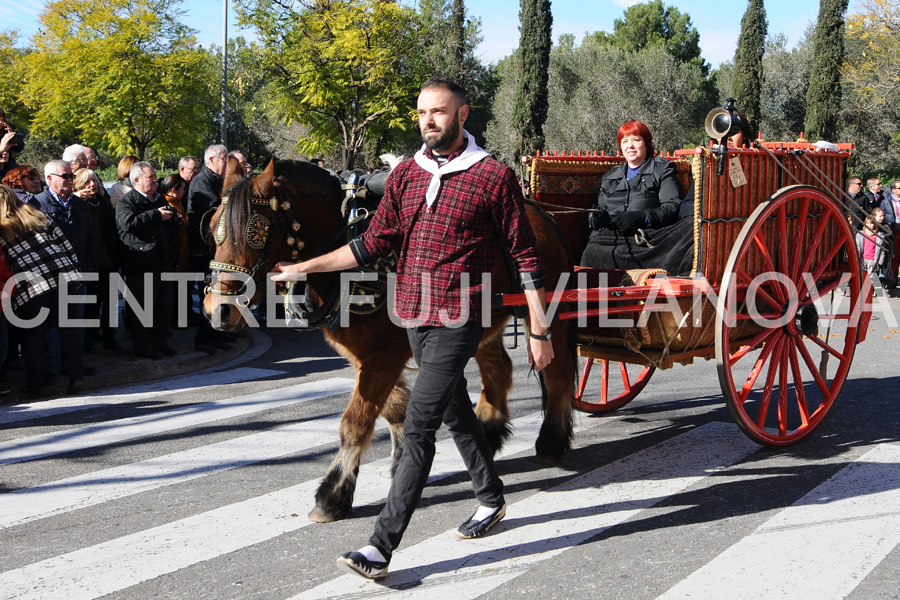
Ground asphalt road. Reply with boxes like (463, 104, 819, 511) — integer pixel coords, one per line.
(1, 294, 899, 600)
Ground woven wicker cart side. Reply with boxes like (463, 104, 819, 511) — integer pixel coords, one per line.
(690, 147, 852, 287)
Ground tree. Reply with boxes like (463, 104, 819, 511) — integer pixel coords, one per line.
(760, 32, 814, 141)
(842, 0, 900, 169)
(487, 35, 710, 164)
(411, 0, 496, 157)
(591, 0, 709, 75)
(0, 29, 29, 128)
(512, 0, 552, 159)
(450, 0, 466, 78)
(805, 0, 849, 140)
(20, 0, 216, 162)
(237, 0, 421, 171)
(732, 0, 768, 129)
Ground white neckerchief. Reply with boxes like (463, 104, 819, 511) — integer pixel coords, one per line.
(413, 130, 489, 207)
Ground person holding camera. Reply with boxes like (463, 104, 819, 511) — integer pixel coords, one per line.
(0, 107, 25, 181)
(115, 161, 180, 359)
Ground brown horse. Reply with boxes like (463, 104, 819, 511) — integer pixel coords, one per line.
(204, 157, 576, 522)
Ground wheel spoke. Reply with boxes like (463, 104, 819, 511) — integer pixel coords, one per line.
(618, 361, 631, 392)
(789, 197, 811, 281)
(600, 360, 609, 403)
(795, 337, 832, 398)
(787, 338, 811, 428)
(808, 332, 846, 361)
(777, 203, 789, 280)
(795, 212, 832, 299)
(731, 326, 778, 362)
(737, 268, 783, 311)
(800, 238, 845, 300)
(737, 333, 780, 406)
(752, 234, 787, 305)
(778, 338, 790, 436)
(756, 335, 784, 428)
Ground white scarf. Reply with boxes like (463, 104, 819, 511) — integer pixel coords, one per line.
(413, 130, 490, 207)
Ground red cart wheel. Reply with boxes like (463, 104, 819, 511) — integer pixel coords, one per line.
(572, 358, 655, 413)
(715, 185, 864, 445)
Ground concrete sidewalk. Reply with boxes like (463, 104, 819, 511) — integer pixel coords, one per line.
(0, 321, 257, 404)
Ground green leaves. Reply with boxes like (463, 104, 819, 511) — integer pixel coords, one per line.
(19, 0, 215, 160)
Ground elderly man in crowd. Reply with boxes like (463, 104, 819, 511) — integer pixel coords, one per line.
(228, 150, 252, 176)
(179, 156, 200, 193)
(187, 144, 234, 353)
(116, 161, 181, 359)
(30, 159, 96, 386)
(62, 145, 88, 173)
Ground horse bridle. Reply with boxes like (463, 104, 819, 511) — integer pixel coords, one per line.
(206, 180, 303, 303)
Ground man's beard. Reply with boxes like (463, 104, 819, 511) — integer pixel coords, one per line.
(422, 118, 461, 153)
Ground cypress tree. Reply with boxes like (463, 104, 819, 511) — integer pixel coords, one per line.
(804, 0, 849, 140)
(512, 0, 552, 158)
(450, 0, 466, 79)
(732, 0, 767, 129)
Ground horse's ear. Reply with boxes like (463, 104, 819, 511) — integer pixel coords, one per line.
(253, 158, 277, 197)
(222, 156, 244, 194)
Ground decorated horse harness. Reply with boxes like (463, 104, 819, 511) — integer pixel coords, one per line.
(207, 174, 396, 329)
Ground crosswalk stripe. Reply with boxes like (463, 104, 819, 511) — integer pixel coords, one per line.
(0, 411, 608, 600)
(0, 377, 355, 465)
(656, 442, 900, 600)
(1, 413, 384, 529)
(0, 366, 284, 425)
(291, 421, 761, 599)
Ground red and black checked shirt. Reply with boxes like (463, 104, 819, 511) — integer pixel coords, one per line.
(350, 146, 544, 327)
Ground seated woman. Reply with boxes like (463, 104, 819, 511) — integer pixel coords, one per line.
(580, 120, 693, 276)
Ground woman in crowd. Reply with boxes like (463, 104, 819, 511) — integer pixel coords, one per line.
(2, 163, 43, 203)
(109, 155, 138, 208)
(0, 184, 84, 398)
(159, 173, 191, 324)
(581, 120, 691, 275)
(73, 169, 121, 350)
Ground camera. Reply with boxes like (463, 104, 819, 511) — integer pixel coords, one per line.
(164, 205, 184, 225)
(0, 121, 25, 152)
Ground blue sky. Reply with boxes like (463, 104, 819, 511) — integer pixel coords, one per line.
(3, 1, 833, 68)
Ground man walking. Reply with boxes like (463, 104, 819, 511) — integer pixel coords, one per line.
(273, 77, 553, 580)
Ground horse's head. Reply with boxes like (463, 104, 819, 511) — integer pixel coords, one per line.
(203, 157, 343, 330)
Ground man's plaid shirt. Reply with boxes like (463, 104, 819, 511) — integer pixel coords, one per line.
(0, 222, 82, 312)
(350, 145, 544, 327)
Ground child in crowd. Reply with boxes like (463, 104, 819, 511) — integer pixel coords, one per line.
(856, 207, 887, 277)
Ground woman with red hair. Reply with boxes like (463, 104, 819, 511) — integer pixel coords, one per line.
(581, 120, 690, 273)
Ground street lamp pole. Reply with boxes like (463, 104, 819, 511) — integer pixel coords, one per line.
(221, 0, 228, 146)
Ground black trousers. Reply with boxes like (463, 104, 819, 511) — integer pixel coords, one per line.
(122, 271, 174, 353)
(18, 289, 84, 393)
(369, 323, 504, 558)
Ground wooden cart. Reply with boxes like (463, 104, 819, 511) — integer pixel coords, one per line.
(506, 143, 874, 446)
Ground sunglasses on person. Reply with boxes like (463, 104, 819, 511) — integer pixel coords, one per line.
(49, 173, 76, 181)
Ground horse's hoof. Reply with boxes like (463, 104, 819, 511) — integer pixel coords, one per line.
(534, 453, 562, 465)
(308, 506, 340, 523)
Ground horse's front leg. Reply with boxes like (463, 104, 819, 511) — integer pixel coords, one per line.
(533, 319, 575, 462)
(473, 325, 514, 454)
(309, 369, 401, 522)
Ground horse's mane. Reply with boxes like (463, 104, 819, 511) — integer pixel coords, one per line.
(219, 159, 343, 247)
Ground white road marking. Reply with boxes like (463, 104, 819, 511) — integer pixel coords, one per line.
(0, 377, 355, 465)
(1, 413, 382, 529)
(657, 442, 900, 600)
(0, 366, 284, 425)
(291, 421, 761, 599)
(0, 411, 608, 600)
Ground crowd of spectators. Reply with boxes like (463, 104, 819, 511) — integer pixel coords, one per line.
(0, 108, 255, 399)
(848, 176, 900, 295)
